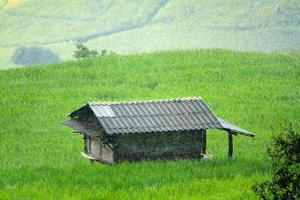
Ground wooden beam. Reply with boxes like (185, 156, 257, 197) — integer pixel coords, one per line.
(201, 129, 207, 154)
(228, 131, 233, 158)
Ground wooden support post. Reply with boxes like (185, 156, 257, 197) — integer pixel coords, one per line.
(83, 135, 88, 153)
(199, 130, 203, 156)
(228, 131, 233, 158)
(201, 129, 207, 154)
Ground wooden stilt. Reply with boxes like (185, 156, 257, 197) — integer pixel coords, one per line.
(202, 129, 207, 154)
(83, 135, 88, 153)
(199, 130, 203, 156)
(228, 131, 233, 158)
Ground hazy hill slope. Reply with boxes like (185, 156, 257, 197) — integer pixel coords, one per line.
(2, 0, 25, 10)
(0, 0, 299, 68)
(0, 50, 299, 199)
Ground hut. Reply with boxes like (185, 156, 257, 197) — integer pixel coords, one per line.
(63, 97, 254, 164)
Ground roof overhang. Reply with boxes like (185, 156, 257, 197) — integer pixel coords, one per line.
(217, 118, 255, 137)
(62, 118, 99, 137)
(63, 118, 85, 132)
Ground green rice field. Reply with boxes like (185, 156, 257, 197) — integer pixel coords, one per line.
(0, 49, 299, 199)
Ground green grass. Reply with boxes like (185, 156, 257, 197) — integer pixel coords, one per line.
(0, 49, 299, 199)
(0, 0, 299, 68)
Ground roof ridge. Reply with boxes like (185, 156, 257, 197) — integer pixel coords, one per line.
(89, 97, 203, 106)
(95, 111, 205, 118)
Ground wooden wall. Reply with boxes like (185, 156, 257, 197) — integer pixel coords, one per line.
(84, 136, 114, 163)
(112, 130, 203, 162)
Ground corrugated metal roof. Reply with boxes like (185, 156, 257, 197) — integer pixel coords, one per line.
(65, 97, 255, 137)
(217, 118, 254, 137)
(87, 97, 223, 134)
(63, 118, 99, 137)
(63, 119, 85, 132)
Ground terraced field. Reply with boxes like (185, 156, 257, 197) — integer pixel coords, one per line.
(0, 49, 299, 199)
(2, 0, 25, 10)
(0, 0, 300, 68)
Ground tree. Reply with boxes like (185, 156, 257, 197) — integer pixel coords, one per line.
(100, 49, 107, 56)
(252, 124, 300, 200)
(13, 46, 60, 65)
(73, 43, 99, 59)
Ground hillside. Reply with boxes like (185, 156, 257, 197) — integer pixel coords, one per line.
(0, 0, 300, 68)
(0, 50, 299, 199)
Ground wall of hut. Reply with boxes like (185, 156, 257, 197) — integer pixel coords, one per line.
(73, 106, 114, 163)
(112, 130, 203, 162)
(83, 135, 114, 163)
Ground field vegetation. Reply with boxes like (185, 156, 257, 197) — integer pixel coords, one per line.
(0, 49, 299, 199)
